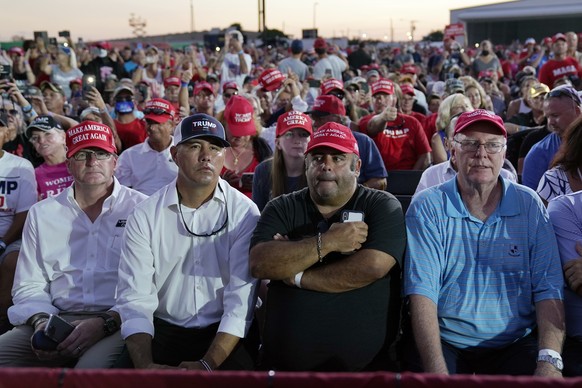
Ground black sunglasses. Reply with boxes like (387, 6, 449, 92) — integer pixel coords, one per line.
(144, 108, 170, 115)
(546, 87, 582, 104)
(0, 109, 19, 116)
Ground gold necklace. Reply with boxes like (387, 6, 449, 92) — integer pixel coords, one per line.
(230, 147, 245, 166)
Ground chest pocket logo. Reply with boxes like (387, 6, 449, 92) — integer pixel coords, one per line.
(508, 244, 520, 257)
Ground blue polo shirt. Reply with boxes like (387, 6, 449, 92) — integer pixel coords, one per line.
(522, 132, 561, 190)
(404, 177, 564, 349)
(353, 131, 388, 183)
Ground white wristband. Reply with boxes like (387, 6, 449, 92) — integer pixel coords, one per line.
(538, 348, 562, 360)
(294, 271, 304, 288)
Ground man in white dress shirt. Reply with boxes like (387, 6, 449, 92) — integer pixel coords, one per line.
(115, 98, 178, 195)
(0, 121, 146, 368)
(115, 113, 260, 371)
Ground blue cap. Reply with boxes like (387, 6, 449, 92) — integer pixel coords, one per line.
(174, 113, 230, 148)
(291, 39, 303, 54)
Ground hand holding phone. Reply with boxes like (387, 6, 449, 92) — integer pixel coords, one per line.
(341, 210, 364, 223)
(82, 74, 97, 100)
(240, 172, 254, 192)
(31, 331, 59, 351)
(44, 314, 75, 343)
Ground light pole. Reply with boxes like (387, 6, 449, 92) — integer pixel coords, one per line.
(190, 0, 194, 32)
(313, 2, 318, 30)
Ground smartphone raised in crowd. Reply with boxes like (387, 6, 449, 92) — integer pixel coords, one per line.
(82, 74, 96, 100)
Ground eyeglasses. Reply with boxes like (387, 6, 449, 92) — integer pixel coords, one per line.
(223, 92, 238, 99)
(143, 108, 170, 116)
(454, 139, 506, 154)
(115, 97, 133, 102)
(72, 150, 113, 161)
(178, 185, 228, 237)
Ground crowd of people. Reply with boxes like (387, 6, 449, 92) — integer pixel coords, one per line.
(0, 27, 581, 377)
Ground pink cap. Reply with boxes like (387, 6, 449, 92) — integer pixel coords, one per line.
(224, 95, 256, 137)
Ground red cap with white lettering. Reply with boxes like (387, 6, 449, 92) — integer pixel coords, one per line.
(224, 95, 257, 137)
(276, 111, 312, 137)
(66, 121, 117, 158)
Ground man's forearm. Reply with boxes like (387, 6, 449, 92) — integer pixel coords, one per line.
(3, 211, 27, 245)
(367, 113, 388, 137)
(412, 153, 430, 170)
(301, 249, 395, 293)
(409, 294, 449, 374)
(250, 238, 320, 279)
(239, 54, 249, 75)
(100, 111, 122, 151)
(202, 332, 240, 369)
(126, 333, 154, 369)
(536, 299, 565, 353)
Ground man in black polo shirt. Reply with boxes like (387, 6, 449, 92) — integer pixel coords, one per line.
(249, 122, 405, 371)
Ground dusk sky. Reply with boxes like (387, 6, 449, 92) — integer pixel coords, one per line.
(2, 0, 508, 43)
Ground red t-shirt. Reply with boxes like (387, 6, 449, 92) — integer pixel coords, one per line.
(424, 113, 438, 141)
(409, 111, 428, 135)
(359, 113, 431, 170)
(538, 58, 582, 88)
(115, 118, 147, 151)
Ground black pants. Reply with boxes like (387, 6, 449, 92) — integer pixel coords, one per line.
(115, 318, 259, 370)
(402, 331, 538, 375)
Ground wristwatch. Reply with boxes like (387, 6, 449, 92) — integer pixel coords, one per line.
(537, 349, 563, 371)
(97, 313, 119, 336)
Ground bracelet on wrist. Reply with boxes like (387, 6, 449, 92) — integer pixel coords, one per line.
(238, 50, 244, 55)
(180, 81, 189, 87)
(316, 232, 322, 262)
(198, 358, 213, 372)
(34, 317, 49, 330)
(294, 271, 304, 288)
(27, 312, 50, 329)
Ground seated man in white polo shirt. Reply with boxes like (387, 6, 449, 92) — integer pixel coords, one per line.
(115, 98, 178, 196)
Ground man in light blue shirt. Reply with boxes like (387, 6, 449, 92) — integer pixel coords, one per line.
(522, 85, 581, 189)
(404, 110, 565, 377)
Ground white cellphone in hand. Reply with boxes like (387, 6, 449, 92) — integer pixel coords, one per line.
(341, 210, 364, 223)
